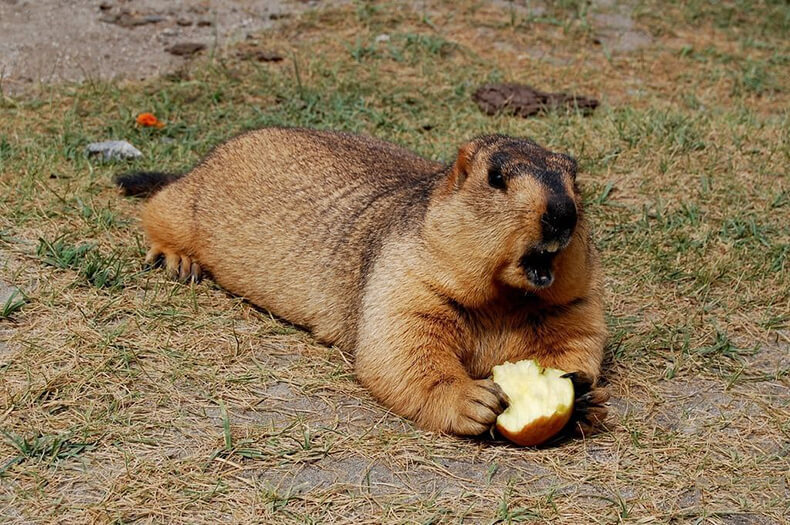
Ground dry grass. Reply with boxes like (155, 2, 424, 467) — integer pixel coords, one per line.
(0, 0, 788, 523)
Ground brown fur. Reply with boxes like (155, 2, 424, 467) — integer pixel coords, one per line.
(125, 127, 607, 436)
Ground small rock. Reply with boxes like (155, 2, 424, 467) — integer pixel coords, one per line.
(234, 45, 284, 63)
(100, 11, 166, 28)
(375, 34, 390, 43)
(253, 51, 284, 62)
(196, 19, 213, 27)
(161, 28, 178, 37)
(176, 18, 193, 26)
(85, 141, 142, 160)
(166, 42, 206, 56)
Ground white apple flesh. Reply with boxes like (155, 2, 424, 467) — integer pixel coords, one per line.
(492, 360, 575, 446)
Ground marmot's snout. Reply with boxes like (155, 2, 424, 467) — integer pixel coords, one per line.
(522, 189, 578, 289)
(540, 194, 577, 252)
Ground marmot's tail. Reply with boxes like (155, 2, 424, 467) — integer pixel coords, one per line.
(114, 171, 183, 197)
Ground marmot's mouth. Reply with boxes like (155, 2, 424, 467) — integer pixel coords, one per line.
(519, 249, 558, 289)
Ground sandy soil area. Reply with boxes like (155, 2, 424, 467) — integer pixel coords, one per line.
(0, 0, 331, 95)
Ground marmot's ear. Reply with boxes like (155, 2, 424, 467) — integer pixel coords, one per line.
(449, 141, 477, 190)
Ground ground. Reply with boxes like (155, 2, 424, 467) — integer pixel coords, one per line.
(0, 0, 788, 523)
(0, 0, 331, 96)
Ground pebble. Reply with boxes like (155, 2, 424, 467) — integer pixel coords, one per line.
(85, 140, 142, 160)
(166, 42, 206, 56)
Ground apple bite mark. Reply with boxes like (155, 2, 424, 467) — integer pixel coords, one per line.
(492, 360, 575, 446)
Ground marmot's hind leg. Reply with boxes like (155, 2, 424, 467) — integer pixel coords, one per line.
(141, 186, 202, 283)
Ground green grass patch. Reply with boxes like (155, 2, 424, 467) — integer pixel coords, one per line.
(36, 236, 130, 289)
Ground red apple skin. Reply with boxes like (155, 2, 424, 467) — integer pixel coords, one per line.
(496, 405, 574, 447)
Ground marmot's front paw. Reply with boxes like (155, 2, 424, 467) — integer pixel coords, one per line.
(449, 379, 509, 436)
(562, 372, 610, 437)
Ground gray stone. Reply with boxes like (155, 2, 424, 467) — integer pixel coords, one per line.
(85, 140, 142, 160)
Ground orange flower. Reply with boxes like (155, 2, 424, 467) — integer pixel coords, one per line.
(136, 112, 165, 129)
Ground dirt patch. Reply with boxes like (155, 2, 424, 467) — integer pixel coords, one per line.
(590, 0, 653, 52)
(165, 41, 207, 57)
(0, 0, 334, 96)
(473, 83, 599, 117)
(0, 279, 18, 306)
(744, 336, 790, 380)
(0, 254, 22, 361)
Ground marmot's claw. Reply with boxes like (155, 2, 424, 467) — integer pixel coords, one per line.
(449, 379, 509, 436)
(143, 253, 165, 270)
(143, 246, 202, 283)
(580, 405, 608, 425)
(578, 388, 610, 405)
(561, 371, 595, 393)
(481, 380, 511, 408)
(562, 372, 610, 438)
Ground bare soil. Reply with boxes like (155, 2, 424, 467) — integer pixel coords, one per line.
(0, 0, 330, 95)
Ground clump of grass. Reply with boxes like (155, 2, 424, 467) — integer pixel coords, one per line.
(732, 60, 779, 96)
(0, 289, 27, 320)
(36, 237, 94, 269)
(1, 431, 96, 476)
(0, 135, 12, 162)
(36, 236, 128, 289)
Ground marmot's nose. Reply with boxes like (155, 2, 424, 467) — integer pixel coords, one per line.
(541, 196, 577, 246)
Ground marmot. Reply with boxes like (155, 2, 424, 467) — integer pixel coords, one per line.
(116, 128, 609, 436)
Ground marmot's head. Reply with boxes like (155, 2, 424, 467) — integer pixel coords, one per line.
(430, 134, 583, 298)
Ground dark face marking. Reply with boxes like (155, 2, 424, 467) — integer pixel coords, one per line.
(541, 193, 577, 248)
(454, 135, 584, 291)
(513, 166, 577, 248)
(531, 169, 567, 196)
(487, 151, 509, 190)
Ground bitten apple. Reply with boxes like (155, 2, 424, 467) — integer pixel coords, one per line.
(492, 360, 574, 446)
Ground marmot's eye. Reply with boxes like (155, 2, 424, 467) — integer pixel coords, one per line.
(488, 166, 506, 190)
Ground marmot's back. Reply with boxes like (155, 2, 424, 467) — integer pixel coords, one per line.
(145, 128, 443, 346)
